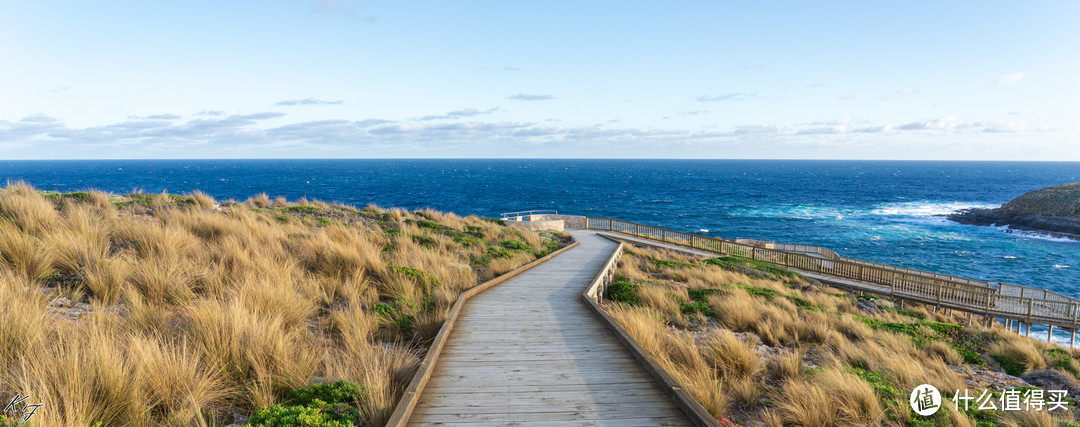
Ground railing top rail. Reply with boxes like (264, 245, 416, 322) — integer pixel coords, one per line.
(583, 215, 1080, 311)
(500, 210, 559, 219)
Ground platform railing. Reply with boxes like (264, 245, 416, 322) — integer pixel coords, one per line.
(500, 210, 559, 221)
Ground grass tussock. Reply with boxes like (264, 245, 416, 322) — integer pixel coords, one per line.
(0, 183, 569, 426)
(604, 244, 1080, 426)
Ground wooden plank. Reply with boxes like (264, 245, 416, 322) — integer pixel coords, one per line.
(417, 388, 680, 406)
(422, 381, 663, 394)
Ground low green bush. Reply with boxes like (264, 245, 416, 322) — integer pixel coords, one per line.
(501, 240, 529, 251)
(607, 275, 640, 305)
(247, 381, 366, 427)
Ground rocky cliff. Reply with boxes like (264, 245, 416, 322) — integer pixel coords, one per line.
(948, 182, 1080, 239)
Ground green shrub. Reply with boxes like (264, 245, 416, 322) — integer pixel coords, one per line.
(501, 240, 529, 251)
(784, 295, 818, 311)
(415, 219, 446, 231)
(687, 288, 723, 301)
(247, 381, 365, 427)
(1044, 348, 1079, 376)
(607, 275, 640, 305)
(388, 265, 441, 287)
(651, 259, 697, 270)
(991, 354, 1025, 376)
(679, 300, 714, 316)
(734, 283, 780, 298)
(286, 381, 366, 408)
(372, 302, 397, 317)
(481, 218, 506, 226)
(452, 234, 482, 247)
(486, 246, 513, 259)
(410, 234, 437, 247)
(849, 367, 899, 402)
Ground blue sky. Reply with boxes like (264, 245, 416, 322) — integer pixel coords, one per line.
(1, 1, 1077, 159)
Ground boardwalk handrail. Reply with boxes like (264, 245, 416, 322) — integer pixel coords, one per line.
(735, 238, 841, 259)
(582, 238, 720, 427)
(584, 216, 1080, 329)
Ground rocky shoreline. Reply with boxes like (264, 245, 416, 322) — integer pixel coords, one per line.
(948, 208, 1080, 240)
(947, 182, 1080, 240)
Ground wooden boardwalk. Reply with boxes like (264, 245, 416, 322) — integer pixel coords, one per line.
(407, 231, 693, 426)
(598, 231, 1080, 340)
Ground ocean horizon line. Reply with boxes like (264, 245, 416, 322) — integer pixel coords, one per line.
(4, 158, 1080, 163)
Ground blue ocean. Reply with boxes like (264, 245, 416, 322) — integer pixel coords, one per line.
(3, 159, 1078, 305)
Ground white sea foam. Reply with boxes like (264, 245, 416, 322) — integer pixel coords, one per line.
(1005, 229, 1080, 243)
(698, 229, 709, 233)
(734, 205, 857, 220)
(1054, 265, 1070, 269)
(1002, 256, 1018, 259)
(870, 201, 997, 217)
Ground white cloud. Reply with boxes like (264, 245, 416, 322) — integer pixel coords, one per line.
(994, 72, 1024, 85)
(897, 115, 967, 131)
(0, 110, 1061, 159)
(142, 114, 182, 120)
(898, 86, 916, 94)
(276, 98, 344, 106)
(839, 93, 855, 100)
(418, 107, 501, 121)
(696, 92, 757, 102)
(507, 94, 554, 101)
(982, 120, 1029, 133)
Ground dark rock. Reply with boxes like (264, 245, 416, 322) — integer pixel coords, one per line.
(949, 209, 1080, 239)
(1022, 370, 1080, 399)
(947, 182, 1080, 239)
(856, 298, 881, 315)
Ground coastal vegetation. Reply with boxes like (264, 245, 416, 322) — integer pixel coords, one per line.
(604, 245, 1080, 426)
(0, 182, 568, 426)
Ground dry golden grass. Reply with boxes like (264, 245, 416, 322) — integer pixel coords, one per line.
(0, 183, 567, 426)
(604, 244, 1079, 426)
